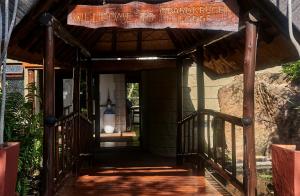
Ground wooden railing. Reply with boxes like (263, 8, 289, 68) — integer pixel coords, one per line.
(177, 109, 245, 193)
(78, 114, 94, 154)
(53, 112, 93, 191)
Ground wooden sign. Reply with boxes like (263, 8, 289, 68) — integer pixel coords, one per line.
(68, 0, 239, 31)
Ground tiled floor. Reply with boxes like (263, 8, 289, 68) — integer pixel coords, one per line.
(57, 148, 226, 196)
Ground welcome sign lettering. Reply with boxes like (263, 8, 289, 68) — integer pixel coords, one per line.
(68, 0, 239, 31)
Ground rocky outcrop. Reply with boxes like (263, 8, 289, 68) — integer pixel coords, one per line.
(218, 73, 300, 157)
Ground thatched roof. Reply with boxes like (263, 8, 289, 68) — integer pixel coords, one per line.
(6, 0, 300, 75)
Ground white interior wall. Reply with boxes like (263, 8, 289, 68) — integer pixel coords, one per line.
(99, 74, 126, 132)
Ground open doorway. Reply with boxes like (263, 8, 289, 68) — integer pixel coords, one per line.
(98, 73, 140, 148)
(125, 82, 141, 146)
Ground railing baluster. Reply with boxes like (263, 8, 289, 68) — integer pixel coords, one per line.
(213, 115, 217, 163)
(55, 126, 59, 181)
(221, 120, 226, 168)
(187, 119, 191, 153)
(231, 123, 237, 177)
(61, 122, 65, 172)
(183, 122, 186, 154)
(177, 110, 244, 192)
(207, 115, 211, 158)
(192, 116, 195, 153)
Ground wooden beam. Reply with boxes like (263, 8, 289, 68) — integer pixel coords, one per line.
(91, 59, 176, 72)
(40, 13, 91, 58)
(42, 23, 55, 196)
(166, 29, 183, 49)
(178, 27, 245, 56)
(91, 50, 178, 59)
(243, 13, 258, 195)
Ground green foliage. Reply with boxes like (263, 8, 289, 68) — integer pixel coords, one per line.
(4, 83, 43, 196)
(127, 83, 139, 106)
(283, 60, 300, 80)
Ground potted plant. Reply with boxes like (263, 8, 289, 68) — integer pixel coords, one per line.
(271, 144, 300, 196)
(0, 142, 20, 196)
(0, 1, 20, 195)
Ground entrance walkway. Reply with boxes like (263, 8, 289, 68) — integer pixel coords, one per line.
(56, 148, 228, 196)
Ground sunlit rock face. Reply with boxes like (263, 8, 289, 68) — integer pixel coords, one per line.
(218, 73, 300, 159)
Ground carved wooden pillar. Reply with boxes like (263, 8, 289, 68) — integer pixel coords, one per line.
(42, 22, 55, 196)
(243, 13, 258, 195)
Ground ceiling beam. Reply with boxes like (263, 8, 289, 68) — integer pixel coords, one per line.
(91, 50, 178, 59)
(91, 59, 176, 72)
(39, 13, 91, 58)
(177, 26, 245, 56)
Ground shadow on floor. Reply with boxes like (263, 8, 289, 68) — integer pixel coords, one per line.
(56, 148, 225, 196)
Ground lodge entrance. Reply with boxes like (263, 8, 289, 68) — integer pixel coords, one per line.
(41, 17, 258, 196)
(8, 0, 284, 195)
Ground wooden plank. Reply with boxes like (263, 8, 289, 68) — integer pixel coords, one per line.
(243, 14, 258, 195)
(68, 0, 239, 31)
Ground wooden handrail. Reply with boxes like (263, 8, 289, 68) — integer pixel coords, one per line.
(178, 111, 198, 124)
(56, 112, 78, 124)
(177, 109, 245, 194)
(79, 113, 92, 124)
(200, 109, 243, 126)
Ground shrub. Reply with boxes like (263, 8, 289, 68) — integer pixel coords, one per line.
(4, 85, 43, 196)
(283, 60, 300, 80)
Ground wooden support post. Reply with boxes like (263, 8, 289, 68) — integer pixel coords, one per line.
(73, 50, 81, 173)
(196, 48, 205, 176)
(73, 51, 81, 114)
(42, 23, 55, 196)
(176, 58, 183, 165)
(87, 64, 93, 120)
(243, 13, 258, 196)
(94, 74, 100, 146)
